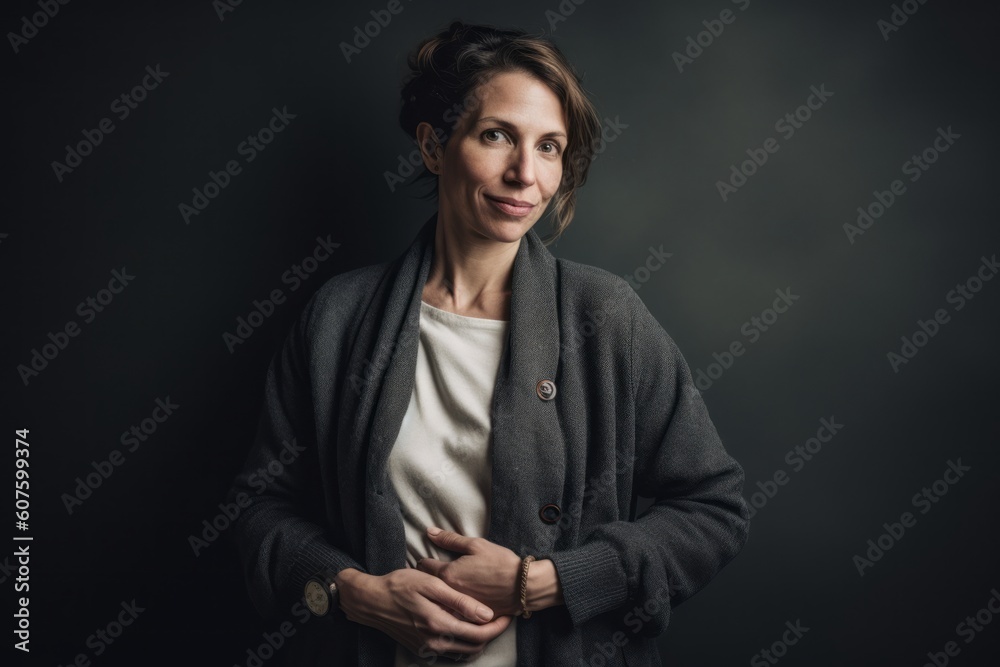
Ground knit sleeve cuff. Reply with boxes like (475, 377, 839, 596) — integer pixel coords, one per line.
(547, 540, 629, 627)
(285, 530, 368, 603)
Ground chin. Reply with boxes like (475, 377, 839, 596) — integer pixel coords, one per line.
(481, 216, 536, 244)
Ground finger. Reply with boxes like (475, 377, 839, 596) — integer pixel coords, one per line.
(425, 607, 511, 651)
(443, 650, 478, 663)
(417, 622, 485, 663)
(425, 579, 494, 624)
(416, 557, 446, 577)
(459, 614, 514, 644)
(438, 643, 481, 663)
(493, 614, 513, 631)
(427, 526, 476, 553)
(450, 605, 514, 636)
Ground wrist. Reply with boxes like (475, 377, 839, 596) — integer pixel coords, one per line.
(334, 567, 364, 590)
(524, 558, 564, 613)
(333, 567, 370, 618)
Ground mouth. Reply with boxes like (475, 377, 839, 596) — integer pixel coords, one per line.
(485, 194, 536, 217)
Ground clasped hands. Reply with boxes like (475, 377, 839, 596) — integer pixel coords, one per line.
(415, 525, 525, 618)
(337, 525, 543, 662)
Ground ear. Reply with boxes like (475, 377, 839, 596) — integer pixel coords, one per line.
(415, 122, 443, 173)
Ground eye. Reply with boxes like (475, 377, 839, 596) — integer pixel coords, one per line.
(539, 141, 562, 155)
(483, 129, 508, 143)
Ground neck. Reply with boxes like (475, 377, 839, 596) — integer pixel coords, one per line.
(424, 212, 519, 317)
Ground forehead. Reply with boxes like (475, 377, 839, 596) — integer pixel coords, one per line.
(467, 71, 567, 133)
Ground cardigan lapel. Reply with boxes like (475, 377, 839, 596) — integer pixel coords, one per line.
(352, 212, 436, 576)
(486, 220, 566, 555)
(356, 211, 567, 578)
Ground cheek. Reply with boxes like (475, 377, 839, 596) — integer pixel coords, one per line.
(451, 151, 490, 189)
(540, 161, 564, 196)
(462, 159, 503, 197)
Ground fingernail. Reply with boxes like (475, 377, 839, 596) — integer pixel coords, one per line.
(427, 526, 442, 536)
(476, 606, 493, 621)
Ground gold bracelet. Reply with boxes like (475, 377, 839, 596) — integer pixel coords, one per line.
(519, 555, 535, 618)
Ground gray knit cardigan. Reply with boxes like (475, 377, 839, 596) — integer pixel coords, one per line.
(227, 212, 750, 666)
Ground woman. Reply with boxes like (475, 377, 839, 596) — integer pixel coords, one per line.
(228, 21, 749, 667)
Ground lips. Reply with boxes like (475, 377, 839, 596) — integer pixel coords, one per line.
(485, 195, 535, 218)
(485, 194, 536, 217)
(486, 195, 535, 207)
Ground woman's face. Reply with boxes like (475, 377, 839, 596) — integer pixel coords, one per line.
(434, 70, 568, 245)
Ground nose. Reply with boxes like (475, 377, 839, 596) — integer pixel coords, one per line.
(505, 145, 536, 187)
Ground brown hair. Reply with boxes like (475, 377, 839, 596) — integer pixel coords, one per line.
(398, 20, 602, 244)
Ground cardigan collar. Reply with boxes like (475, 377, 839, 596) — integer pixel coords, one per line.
(353, 210, 568, 575)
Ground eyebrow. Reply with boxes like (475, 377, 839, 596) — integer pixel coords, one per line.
(476, 116, 567, 140)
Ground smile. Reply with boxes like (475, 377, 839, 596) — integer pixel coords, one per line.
(485, 194, 536, 217)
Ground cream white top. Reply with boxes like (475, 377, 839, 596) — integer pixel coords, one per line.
(390, 300, 516, 667)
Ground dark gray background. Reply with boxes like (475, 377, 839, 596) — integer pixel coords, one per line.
(4, 0, 999, 665)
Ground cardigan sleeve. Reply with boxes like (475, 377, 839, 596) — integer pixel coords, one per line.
(547, 287, 750, 636)
(226, 291, 367, 619)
